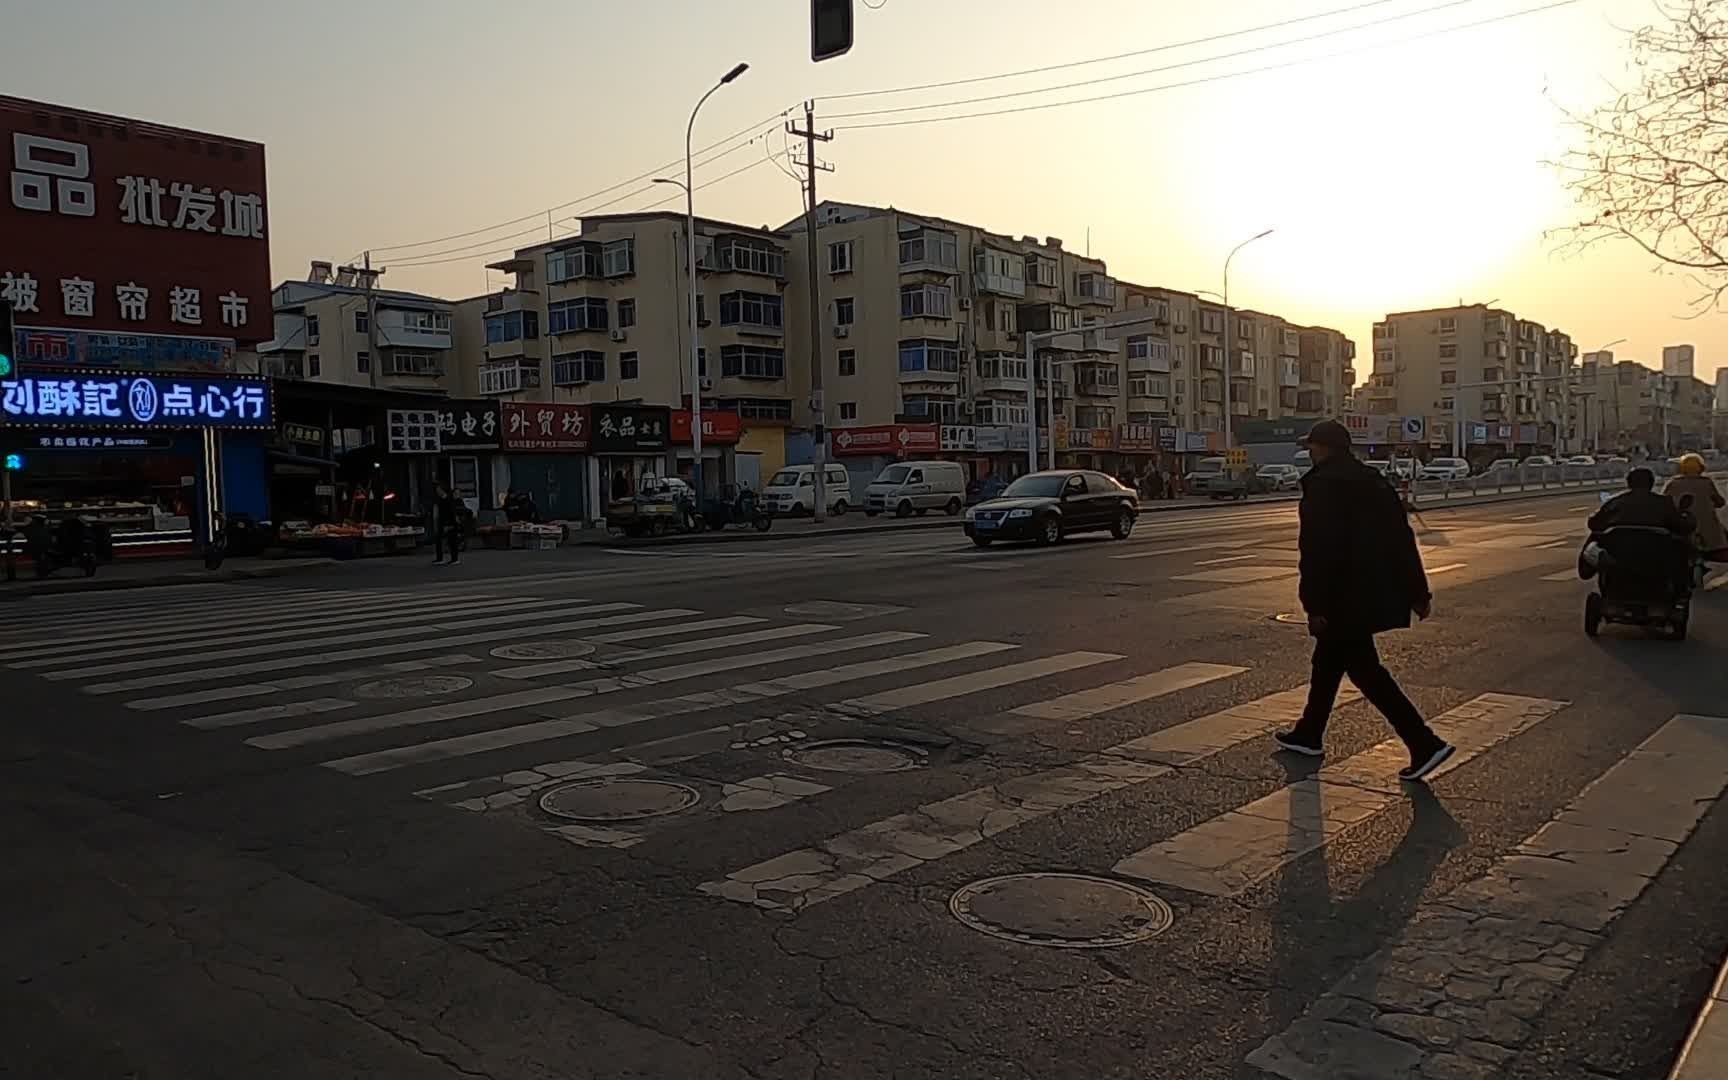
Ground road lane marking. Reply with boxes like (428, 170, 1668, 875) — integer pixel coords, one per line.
(1193, 554, 1259, 566)
(126, 654, 486, 712)
(1426, 563, 1466, 575)
(248, 631, 926, 751)
(835, 651, 1123, 716)
(1543, 569, 1582, 582)
(699, 684, 1354, 912)
(332, 641, 1018, 776)
(1112, 693, 1567, 896)
(0, 589, 440, 650)
(1172, 565, 1299, 583)
(490, 623, 837, 680)
(184, 697, 357, 730)
(1110, 541, 1252, 561)
(993, 662, 1247, 727)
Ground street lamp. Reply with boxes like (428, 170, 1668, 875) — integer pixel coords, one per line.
(664, 62, 748, 502)
(1217, 229, 1274, 450)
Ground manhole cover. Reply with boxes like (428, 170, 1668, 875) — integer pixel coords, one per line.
(1271, 613, 1307, 625)
(490, 640, 598, 661)
(950, 873, 1174, 949)
(784, 739, 925, 773)
(353, 675, 473, 699)
(538, 778, 700, 822)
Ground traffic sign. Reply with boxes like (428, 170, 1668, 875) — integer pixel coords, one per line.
(3, 453, 23, 472)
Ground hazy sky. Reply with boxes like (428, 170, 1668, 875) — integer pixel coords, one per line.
(8, 0, 1723, 385)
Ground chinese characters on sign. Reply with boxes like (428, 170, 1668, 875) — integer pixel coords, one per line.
(387, 409, 441, 454)
(939, 425, 976, 452)
(0, 371, 271, 429)
(670, 409, 742, 445)
(30, 433, 170, 450)
(502, 402, 589, 452)
(15, 329, 235, 372)
(590, 405, 670, 453)
(830, 424, 939, 457)
(437, 400, 503, 451)
(0, 270, 248, 329)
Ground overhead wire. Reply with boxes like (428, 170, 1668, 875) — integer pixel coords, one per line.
(830, 0, 1580, 131)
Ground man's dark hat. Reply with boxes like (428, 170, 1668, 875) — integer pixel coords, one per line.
(1299, 419, 1351, 450)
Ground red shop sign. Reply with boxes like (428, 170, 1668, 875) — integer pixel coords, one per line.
(1, 96, 273, 343)
(502, 402, 590, 452)
(831, 423, 939, 457)
(671, 408, 741, 445)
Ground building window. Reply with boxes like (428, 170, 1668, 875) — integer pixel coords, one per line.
(1438, 316, 1457, 334)
(552, 350, 606, 385)
(899, 283, 952, 319)
(1075, 272, 1115, 303)
(838, 349, 856, 376)
(308, 354, 320, 377)
(618, 351, 639, 380)
(548, 243, 602, 283)
(1074, 406, 1115, 429)
(602, 238, 635, 277)
(838, 401, 858, 421)
(897, 227, 958, 268)
(1200, 309, 1223, 334)
(897, 339, 961, 373)
(356, 350, 370, 373)
(386, 350, 443, 377)
(717, 239, 785, 277)
(1439, 396, 1455, 410)
(988, 300, 1016, 333)
(1128, 373, 1169, 397)
(715, 397, 794, 422)
(617, 298, 636, 328)
(976, 354, 1028, 380)
(1440, 369, 1457, 385)
(1375, 349, 1394, 367)
(696, 293, 706, 324)
(1023, 255, 1057, 286)
(1127, 335, 1152, 360)
(1439, 343, 1458, 359)
(900, 394, 959, 422)
(834, 297, 855, 326)
(721, 344, 786, 379)
(355, 309, 369, 334)
(697, 347, 707, 377)
(547, 297, 609, 334)
(829, 240, 854, 273)
(305, 315, 320, 344)
(719, 291, 784, 329)
(484, 311, 538, 343)
(398, 310, 451, 333)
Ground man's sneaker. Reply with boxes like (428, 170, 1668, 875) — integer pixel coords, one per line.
(1273, 731, 1325, 757)
(1399, 742, 1456, 783)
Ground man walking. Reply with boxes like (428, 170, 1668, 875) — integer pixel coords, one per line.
(431, 483, 463, 567)
(1275, 419, 1454, 782)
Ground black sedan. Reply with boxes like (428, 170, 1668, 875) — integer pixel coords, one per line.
(963, 469, 1138, 547)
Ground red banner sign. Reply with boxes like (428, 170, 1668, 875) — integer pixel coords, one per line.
(502, 402, 589, 452)
(671, 409, 741, 445)
(831, 423, 939, 457)
(1, 96, 272, 344)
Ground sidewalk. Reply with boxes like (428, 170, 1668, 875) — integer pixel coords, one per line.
(1669, 956, 1728, 1080)
(0, 555, 340, 600)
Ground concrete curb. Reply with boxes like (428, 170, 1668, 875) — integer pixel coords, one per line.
(1667, 954, 1728, 1080)
(0, 557, 343, 600)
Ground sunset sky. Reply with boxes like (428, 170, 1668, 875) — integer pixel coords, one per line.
(9, 0, 1723, 385)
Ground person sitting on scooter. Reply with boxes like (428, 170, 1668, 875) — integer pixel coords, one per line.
(1664, 453, 1726, 561)
(1586, 467, 1694, 594)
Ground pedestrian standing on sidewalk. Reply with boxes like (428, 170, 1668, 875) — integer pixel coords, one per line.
(431, 483, 463, 566)
(1275, 419, 1455, 782)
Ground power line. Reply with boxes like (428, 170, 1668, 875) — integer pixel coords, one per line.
(368, 105, 797, 255)
(821, 0, 1412, 102)
(832, 0, 1579, 131)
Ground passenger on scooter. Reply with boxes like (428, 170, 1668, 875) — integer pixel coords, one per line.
(1664, 453, 1726, 561)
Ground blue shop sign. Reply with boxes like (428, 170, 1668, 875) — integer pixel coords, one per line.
(0, 370, 272, 429)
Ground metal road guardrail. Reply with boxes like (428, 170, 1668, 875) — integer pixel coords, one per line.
(1408, 463, 1724, 505)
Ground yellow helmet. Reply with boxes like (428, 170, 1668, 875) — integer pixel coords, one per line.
(1678, 452, 1706, 476)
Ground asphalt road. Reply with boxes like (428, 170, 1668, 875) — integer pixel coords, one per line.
(3, 496, 1726, 1080)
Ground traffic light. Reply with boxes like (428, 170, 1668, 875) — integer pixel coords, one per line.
(811, 0, 852, 62)
(0, 299, 12, 379)
(3, 453, 22, 472)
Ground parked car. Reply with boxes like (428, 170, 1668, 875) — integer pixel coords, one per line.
(865, 460, 968, 517)
(964, 469, 1138, 547)
(1486, 457, 1522, 474)
(1523, 455, 1557, 468)
(1183, 456, 1228, 494)
(1418, 457, 1471, 481)
(761, 464, 853, 516)
(1255, 464, 1301, 491)
(1564, 455, 1597, 468)
(1364, 460, 1393, 478)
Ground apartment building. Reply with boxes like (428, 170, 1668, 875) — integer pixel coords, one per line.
(1369, 304, 1576, 452)
(261, 261, 457, 392)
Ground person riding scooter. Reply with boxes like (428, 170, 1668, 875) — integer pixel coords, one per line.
(1583, 467, 1695, 594)
(1664, 453, 1726, 561)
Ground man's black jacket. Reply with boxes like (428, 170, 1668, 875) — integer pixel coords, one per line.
(1298, 454, 1431, 634)
(1586, 489, 1692, 535)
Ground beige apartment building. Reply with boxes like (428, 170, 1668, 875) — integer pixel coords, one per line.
(261, 261, 458, 393)
(1368, 304, 1577, 453)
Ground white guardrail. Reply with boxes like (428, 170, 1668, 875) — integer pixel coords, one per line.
(1407, 462, 1721, 505)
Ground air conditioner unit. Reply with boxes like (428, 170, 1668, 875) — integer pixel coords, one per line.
(957, 297, 972, 311)
(699, 376, 714, 391)
(609, 329, 627, 343)
(833, 325, 850, 338)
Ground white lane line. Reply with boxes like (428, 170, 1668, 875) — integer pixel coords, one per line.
(183, 697, 357, 730)
(1172, 565, 1299, 584)
(1507, 513, 1538, 521)
(1247, 711, 1728, 1079)
(1193, 554, 1259, 567)
(249, 630, 927, 751)
(41, 600, 630, 679)
(1000, 662, 1248, 724)
(573, 615, 766, 645)
(1425, 563, 1467, 576)
(83, 608, 701, 695)
(1110, 541, 1252, 561)
(330, 641, 1017, 776)
(698, 684, 1343, 912)
(1112, 693, 1568, 896)
(0, 590, 433, 649)
(7, 595, 577, 667)
(1543, 569, 1581, 582)
(126, 654, 485, 712)
(491, 623, 839, 680)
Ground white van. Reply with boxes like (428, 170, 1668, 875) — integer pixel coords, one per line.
(865, 460, 968, 517)
(761, 464, 853, 516)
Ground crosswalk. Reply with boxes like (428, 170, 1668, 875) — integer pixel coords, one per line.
(7, 580, 1721, 977)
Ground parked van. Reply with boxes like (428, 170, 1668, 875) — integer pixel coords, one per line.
(761, 464, 853, 516)
(865, 460, 968, 517)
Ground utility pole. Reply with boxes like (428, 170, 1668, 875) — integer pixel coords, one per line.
(339, 253, 383, 390)
(788, 100, 834, 523)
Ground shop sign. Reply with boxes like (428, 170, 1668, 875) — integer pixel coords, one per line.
(280, 421, 324, 447)
(1117, 423, 1161, 453)
(671, 408, 741, 445)
(0, 369, 270, 428)
(831, 423, 938, 457)
(1494, 423, 1513, 443)
(939, 424, 976, 452)
(2, 96, 272, 342)
(13, 328, 236, 373)
(1182, 431, 1209, 452)
(592, 404, 670, 453)
(1516, 423, 1539, 444)
(974, 426, 1008, 453)
(437, 398, 501, 451)
(1068, 428, 1115, 450)
(1343, 413, 1372, 443)
(1469, 421, 1489, 445)
(387, 409, 441, 454)
(23, 432, 170, 450)
(503, 402, 588, 452)
(1158, 426, 1180, 450)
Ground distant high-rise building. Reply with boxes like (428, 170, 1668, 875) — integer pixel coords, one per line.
(1715, 366, 1728, 413)
(1663, 344, 1695, 378)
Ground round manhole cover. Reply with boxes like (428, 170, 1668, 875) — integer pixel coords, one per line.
(353, 675, 473, 699)
(1271, 613, 1307, 625)
(784, 739, 925, 774)
(490, 641, 598, 660)
(538, 778, 700, 822)
(950, 873, 1174, 949)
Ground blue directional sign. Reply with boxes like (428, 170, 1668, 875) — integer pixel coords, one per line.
(0, 371, 272, 430)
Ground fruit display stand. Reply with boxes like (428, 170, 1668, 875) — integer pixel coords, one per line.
(278, 522, 425, 559)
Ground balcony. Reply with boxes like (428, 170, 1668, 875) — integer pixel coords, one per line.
(377, 308, 454, 351)
(973, 252, 1026, 298)
(975, 373, 1028, 395)
(478, 361, 540, 396)
(383, 350, 445, 379)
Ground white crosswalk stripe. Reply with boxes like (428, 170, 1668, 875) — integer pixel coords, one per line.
(135, 654, 485, 712)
